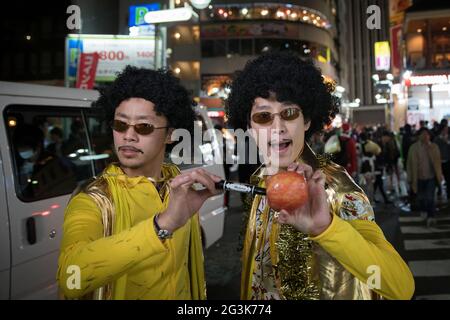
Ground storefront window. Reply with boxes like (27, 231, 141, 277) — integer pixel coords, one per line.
(201, 38, 334, 63)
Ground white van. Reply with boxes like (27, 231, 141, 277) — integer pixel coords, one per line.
(0, 81, 226, 300)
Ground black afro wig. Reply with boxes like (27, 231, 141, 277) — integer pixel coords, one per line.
(225, 51, 340, 139)
(95, 66, 196, 134)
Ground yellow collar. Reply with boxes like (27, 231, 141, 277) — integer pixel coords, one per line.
(103, 163, 172, 188)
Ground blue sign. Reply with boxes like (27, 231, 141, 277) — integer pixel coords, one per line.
(129, 3, 161, 27)
(67, 38, 84, 78)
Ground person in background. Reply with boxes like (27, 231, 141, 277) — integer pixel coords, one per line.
(47, 127, 64, 157)
(358, 132, 382, 206)
(401, 124, 414, 169)
(432, 121, 441, 140)
(407, 127, 443, 228)
(433, 122, 450, 200)
(372, 133, 391, 205)
(13, 124, 76, 200)
(331, 123, 358, 178)
(382, 131, 400, 198)
(309, 131, 325, 155)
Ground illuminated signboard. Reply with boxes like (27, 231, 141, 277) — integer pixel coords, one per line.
(375, 41, 391, 71)
(144, 7, 195, 24)
(207, 111, 225, 118)
(66, 34, 157, 82)
(129, 3, 161, 27)
(406, 75, 450, 86)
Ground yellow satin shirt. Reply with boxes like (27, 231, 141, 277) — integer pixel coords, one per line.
(57, 164, 205, 300)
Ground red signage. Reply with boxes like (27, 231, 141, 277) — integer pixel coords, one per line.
(76, 52, 99, 89)
(390, 25, 403, 77)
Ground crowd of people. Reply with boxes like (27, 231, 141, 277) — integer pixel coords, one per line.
(308, 118, 450, 227)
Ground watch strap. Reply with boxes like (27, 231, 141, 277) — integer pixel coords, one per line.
(153, 214, 173, 240)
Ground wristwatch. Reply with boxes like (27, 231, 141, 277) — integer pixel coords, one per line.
(153, 214, 173, 240)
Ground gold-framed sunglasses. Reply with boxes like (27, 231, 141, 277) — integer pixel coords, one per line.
(111, 119, 168, 135)
(251, 108, 301, 125)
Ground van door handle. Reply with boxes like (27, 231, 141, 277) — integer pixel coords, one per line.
(26, 217, 37, 245)
(49, 229, 56, 239)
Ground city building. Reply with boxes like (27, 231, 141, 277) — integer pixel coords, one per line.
(338, 0, 391, 127)
(399, 1, 450, 128)
(165, 0, 342, 125)
(0, 1, 72, 85)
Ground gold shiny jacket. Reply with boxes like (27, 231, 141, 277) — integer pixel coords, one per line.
(241, 144, 414, 300)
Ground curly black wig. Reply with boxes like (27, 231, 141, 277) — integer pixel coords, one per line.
(225, 51, 340, 139)
(95, 66, 196, 133)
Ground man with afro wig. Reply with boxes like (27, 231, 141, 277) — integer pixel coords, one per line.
(57, 66, 221, 299)
(226, 51, 414, 300)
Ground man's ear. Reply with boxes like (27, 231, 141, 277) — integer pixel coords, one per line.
(305, 120, 311, 132)
(165, 128, 174, 144)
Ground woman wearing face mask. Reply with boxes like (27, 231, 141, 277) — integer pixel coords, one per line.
(14, 125, 42, 186)
(13, 124, 77, 200)
(18, 148, 37, 174)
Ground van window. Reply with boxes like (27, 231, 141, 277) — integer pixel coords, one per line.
(5, 105, 93, 202)
(85, 111, 115, 175)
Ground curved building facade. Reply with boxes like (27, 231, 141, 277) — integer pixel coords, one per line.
(198, 1, 339, 100)
(167, 0, 340, 120)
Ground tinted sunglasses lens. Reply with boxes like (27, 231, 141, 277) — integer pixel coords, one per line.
(252, 112, 273, 124)
(111, 121, 154, 135)
(281, 108, 300, 120)
(134, 123, 154, 135)
(112, 120, 128, 132)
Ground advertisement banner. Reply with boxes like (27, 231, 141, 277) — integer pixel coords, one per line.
(75, 52, 99, 89)
(389, 0, 412, 76)
(66, 35, 158, 83)
(375, 41, 391, 71)
(390, 25, 403, 77)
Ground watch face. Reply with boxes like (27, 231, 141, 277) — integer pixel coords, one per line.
(158, 229, 172, 239)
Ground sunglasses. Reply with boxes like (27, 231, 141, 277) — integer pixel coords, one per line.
(111, 120, 168, 135)
(251, 108, 301, 125)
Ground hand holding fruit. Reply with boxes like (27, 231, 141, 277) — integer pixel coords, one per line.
(267, 171, 309, 211)
(267, 163, 332, 236)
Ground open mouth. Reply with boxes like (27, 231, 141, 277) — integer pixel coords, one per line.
(269, 140, 292, 153)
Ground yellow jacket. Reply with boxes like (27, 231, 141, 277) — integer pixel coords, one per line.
(57, 163, 205, 300)
(241, 145, 415, 300)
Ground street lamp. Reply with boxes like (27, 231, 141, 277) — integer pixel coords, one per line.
(189, 0, 211, 10)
